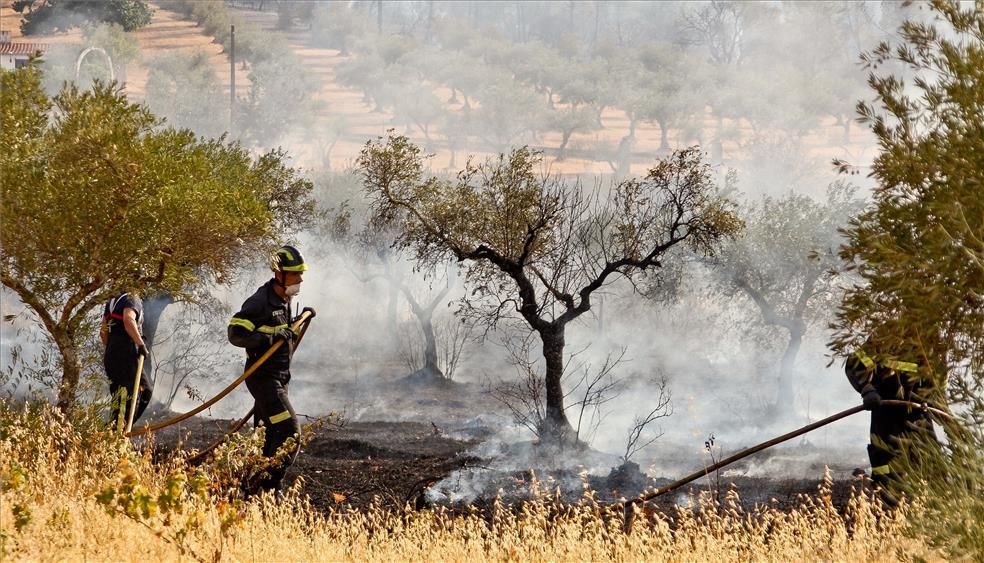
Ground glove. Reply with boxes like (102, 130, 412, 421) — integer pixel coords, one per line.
(270, 327, 295, 355)
(301, 306, 317, 320)
(137, 344, 149, 358)
(274, 327, 296, 344)
(861, 385, 881, 411)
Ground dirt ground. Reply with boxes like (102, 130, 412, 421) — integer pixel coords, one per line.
(146, 373, 867, 517)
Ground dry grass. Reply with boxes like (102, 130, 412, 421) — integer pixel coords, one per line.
(1, 402, 940, 562)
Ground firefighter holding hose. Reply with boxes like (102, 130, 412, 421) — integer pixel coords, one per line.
(845, 341, 940, 505)
(228, 245, 315, 494)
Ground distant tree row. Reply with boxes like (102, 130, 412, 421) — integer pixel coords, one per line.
(310, 1, 905, 169)
(149, 0, 321, 148)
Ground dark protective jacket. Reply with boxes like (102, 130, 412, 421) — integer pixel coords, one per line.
(104, 292, 143, 351)
(103, 292, 152, 425)
(228, 279, 293, 382)
(845, 349, 928, 403)
(845, 348, 937, 496)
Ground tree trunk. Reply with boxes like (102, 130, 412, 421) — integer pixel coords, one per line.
(387, 281, 399, 334)
(402, 282, 450, 378)
(557, 129, 573, 160)
(54, 327, 82, 413)
(141, 293, 175, 384)
(712, 114, 724, 161)
(142, 293, 175, 351)
(406, 295, 440, 376)
(592, 1, 601, 47)
(514, 2, 524, 42)
(657, 118, 670, 152)
(322, 144, 335, 170)
(420, 123, 432, 152)
(426, 0, 434, 43)
(420, 316, 439, 375)
(616, 134, 633, 178)
(539, 326, 575, 444)
(776, 324, 803, 414)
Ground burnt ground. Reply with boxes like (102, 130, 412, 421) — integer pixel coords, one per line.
(145, 373, 870, 516)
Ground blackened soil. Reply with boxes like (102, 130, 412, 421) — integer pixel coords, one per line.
(149, 414, 868, 517)
(291, 420, 482, 509)
(147, 415, 481, 511)
(145, 373, 869, 517)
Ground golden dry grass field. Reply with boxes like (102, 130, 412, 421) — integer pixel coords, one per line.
(0, 404, 943, 562)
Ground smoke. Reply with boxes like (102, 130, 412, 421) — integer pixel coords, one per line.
(3, 0, 899, 490)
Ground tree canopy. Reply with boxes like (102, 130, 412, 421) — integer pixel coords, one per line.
(144, 49, 227, 139)
(0, 64, 314, 410)
(829, 3, 983, 555)
(713, 182, 864, 414)
(358, 133, 741, 444)
(830, 0, 983, 426)
(13, 0, 152, 34)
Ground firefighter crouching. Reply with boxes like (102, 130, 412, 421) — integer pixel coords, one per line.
(228, 245, 315, 494)
(845, 345, 939, 505)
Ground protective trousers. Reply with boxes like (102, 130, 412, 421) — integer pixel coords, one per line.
(105, 344, 152, 429)
(244, 376, 300, 493)
(868, 404, 935, 503)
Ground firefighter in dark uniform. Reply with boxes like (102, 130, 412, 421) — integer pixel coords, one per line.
(845, 345, 939, 505)
(228, 245, 314, 493)
(101, 291, 152, 429)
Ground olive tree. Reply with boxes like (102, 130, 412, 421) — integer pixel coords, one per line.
(144, 49, 227, 139)
(357, 134, 741, 445)
(13, 0, 152, 35)
(239, 49, 322, 149)
(711, 182, 864, 416)
(831, 0, 983, 426)
(830, 2, 983, 556)
(0, 66, 314, 411)
(324, 202, 455, 380)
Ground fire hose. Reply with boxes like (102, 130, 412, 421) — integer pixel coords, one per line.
(126, 309, 314, 438)
(182, 316, 315, 465)
(123, 353, 146, 434)
(620, 399, 952, 534)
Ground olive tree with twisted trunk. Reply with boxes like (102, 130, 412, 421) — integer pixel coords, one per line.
(357, 133, 742, 446)
(0, 66, 313, 412)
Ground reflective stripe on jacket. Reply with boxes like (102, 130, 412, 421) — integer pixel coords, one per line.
(228, 279, 293, 382)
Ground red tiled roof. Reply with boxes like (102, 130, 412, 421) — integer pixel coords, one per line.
(0, 43, 49, 55)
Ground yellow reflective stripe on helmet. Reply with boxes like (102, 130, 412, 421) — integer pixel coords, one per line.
(884, 359, 918, 373)
(269, 410, 292, 424)
(256, 324, 288, 334)
(229, 318, 256, 331)
(278, 248, 296, 261)
(281, 263, 308, 272)
(871, 464, 891, 475)
(855, 350, 876, 369)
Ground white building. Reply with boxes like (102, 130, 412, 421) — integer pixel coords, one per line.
(0, 30, 48, 70)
